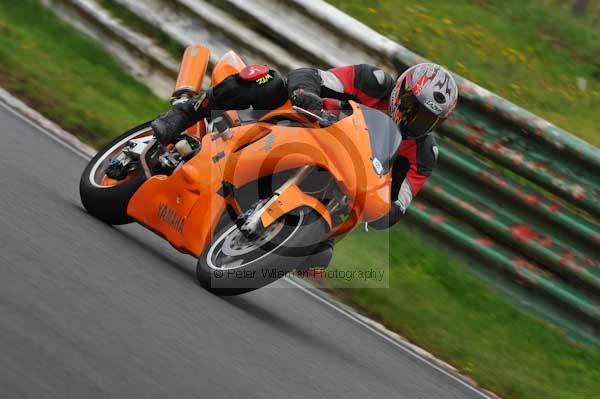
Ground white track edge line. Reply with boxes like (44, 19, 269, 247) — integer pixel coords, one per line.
(0, 89, 495, 399)
(284, 277, 493, 398)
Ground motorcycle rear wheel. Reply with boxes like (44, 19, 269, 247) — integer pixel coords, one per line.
(79, 122, 152, 225)
(197, 207, 329, 296)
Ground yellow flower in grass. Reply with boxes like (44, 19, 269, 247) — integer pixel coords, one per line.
(559, 88, 575, 102)
(501, 47, 527, 64)
(368, 7, 378, 14)
(455, 62, 468, 73)
(431, 25, 444, 36)
(416, 14, 431, 24)
(474, 49, 486, 58)
(442, 17, 453, 25)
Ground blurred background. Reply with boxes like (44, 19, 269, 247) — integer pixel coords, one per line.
(1, 1, 599, 398)
(330, 0, 600, 146)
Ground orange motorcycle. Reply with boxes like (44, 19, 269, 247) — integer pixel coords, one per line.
(80, 45, 401, 295)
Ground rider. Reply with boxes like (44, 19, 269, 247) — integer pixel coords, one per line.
(151, 62, 458, 267)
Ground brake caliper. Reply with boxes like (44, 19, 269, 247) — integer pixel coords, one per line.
(106, 152, 131, 180)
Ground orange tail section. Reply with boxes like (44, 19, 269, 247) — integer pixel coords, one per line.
(211, 51, 247, 86)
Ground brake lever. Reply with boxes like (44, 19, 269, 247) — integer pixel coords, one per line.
(292, 106, 334, 127)
(320, 111, 337, 127)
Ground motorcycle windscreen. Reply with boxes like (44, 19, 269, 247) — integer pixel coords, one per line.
(360, 105, 402, 176)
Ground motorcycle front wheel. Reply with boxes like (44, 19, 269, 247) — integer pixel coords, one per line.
(197, 207, 329, 296)
(79, 122, 152, 225)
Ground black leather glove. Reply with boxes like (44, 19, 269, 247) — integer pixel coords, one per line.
(291, 89, 323, 113)
(151, 109, 192, 145)
(151, 92, 210, 145)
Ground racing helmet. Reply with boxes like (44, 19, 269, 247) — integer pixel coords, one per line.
(389, 63, 458, 138)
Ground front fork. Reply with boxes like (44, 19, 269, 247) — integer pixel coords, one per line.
(239, 166, 333, 236)
(239, 166, 311, 235)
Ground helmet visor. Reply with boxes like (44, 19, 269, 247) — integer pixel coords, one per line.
(398, 84, 441, 138)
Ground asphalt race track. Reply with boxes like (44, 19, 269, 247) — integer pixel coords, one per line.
(0, 105, 488, 399)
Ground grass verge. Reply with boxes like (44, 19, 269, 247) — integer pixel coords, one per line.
(325, 228, 600, 399)
(1, 1, 599, 398)
(0, 0, 168, 148)
(328, 0, 600, 147)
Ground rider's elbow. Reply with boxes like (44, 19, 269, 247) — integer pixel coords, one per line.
(369, 204, 405, 230)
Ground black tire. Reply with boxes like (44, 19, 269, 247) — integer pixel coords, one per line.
(79, 122, 152, 225)
(197, 207, 329, 296)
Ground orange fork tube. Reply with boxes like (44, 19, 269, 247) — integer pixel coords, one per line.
(173, 45, 210, 98)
